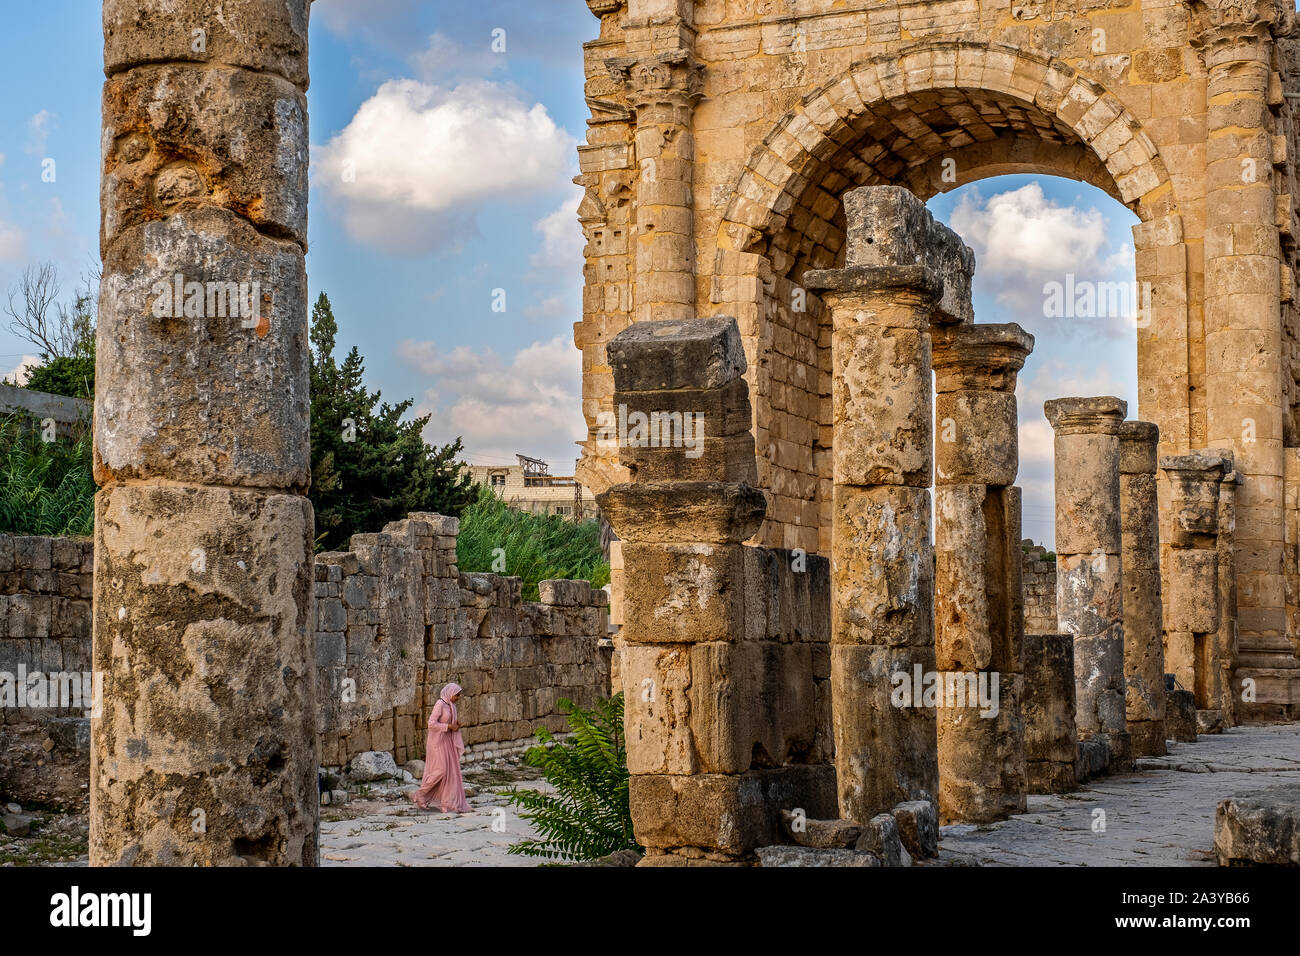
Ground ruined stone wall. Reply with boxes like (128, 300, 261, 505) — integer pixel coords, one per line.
(313, 514, 612, 768)
(0, 535, 94, 808)
(1022, 543, 1058, 637)
(0, 521, 610, 796)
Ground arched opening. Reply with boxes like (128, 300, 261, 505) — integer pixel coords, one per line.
(706, 42, 1182, 557)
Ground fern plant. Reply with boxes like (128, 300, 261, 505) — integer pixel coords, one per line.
(505, 694, 640, 863)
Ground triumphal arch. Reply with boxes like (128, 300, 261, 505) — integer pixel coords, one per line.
(574, 0, 1300, 718)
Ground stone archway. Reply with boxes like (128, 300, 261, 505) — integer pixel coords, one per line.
(575, 0, 1300, 719)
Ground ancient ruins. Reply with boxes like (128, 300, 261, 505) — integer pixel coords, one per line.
(42, 0, 1299, 866)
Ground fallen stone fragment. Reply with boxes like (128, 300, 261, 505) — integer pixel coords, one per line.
(855, 813, 912, 867)
(892, 800, 939, 858)
(350, 751, 400, 782)
(1215, 788, 1300, 866)
(779, 809, 861, 849)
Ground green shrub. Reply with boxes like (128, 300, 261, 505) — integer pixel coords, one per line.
(504, 694, 638, 863)
(456, 485, 610, 601)
(0, 415, 95, 537)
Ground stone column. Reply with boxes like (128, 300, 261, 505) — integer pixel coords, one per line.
(1160, 452, 1228, 725)
(607, 51, 704, 324)
(92, 1, 316, 865)
(1044, 397, 1132, 773)
(930, 323, 1033, 823)
(805, 187, 974, 824)
(1217, 462, 1242, 726)
(1193, 0, 1288, 719)
(1118, 421, 1167, 757)
(597, 317, 836, 865)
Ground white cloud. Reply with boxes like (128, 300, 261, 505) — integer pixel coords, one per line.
(398, 335, 585, 469)
(314, 79, 577, 254)
(952, 183, 1107, 276)
(949, 183, 1137, 341)
(531, 184, 585, 273)
(3, 355, 40, 386)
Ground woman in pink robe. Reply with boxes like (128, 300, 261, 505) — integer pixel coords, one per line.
(411, 682, 471, 813)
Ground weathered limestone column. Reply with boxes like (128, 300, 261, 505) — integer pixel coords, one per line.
(1160, 452, 1228, 725)
(1192, 0, 1288, 719)
(1044, 397, 1132, 773)
(806, 187, 973, 823)
(92, 1, 317, 865)
(606, 50, 703, 324)
(598, 317, 836, 865)
(1118, 422, 1167, 757)
(930, 323, 1033, 823)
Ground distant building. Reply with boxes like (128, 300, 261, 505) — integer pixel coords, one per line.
(465, 454, 599, 520)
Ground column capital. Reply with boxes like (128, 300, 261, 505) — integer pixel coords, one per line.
(1187, 0, 1291, 58)
(1044, 396, 1128, 435)
(805, 264, 944, 328)
(931, 323, 1034, 393)
(606, 50, 704, 110)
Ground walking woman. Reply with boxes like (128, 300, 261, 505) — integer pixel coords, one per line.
(411, 682, 471, 813)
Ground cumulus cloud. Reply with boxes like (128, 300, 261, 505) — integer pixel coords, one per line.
(0, 219, 25, 262)
(314, 80, 577, 254)
(398, 335, 585, 468)
(949, 183, 1138, 340)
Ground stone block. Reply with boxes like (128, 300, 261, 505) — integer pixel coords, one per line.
(1215, 787, 1300, 866)
(96, 206, 309, 489)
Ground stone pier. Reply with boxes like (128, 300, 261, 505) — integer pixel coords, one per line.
(91, 0, 317, 865)
(806, 186, 973, 824)
(930, 323, 1033, 823)
(597, 317, 836, 865)
(1118, 422, 1167, 757)
(1161, 451, 1237, 729)
(1045, 397, 1132, 773)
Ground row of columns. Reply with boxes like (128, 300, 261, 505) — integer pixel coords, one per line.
(808, 187, 1032, 826)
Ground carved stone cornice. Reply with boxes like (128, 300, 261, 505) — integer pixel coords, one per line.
(586, 0, 624, 18)
(605, 50, 705, 110)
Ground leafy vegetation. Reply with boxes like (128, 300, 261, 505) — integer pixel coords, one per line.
(504, 694, 638, 863)
(308, 292, 477, 551)
(0, 416, 94, 537)
(457, 485, 610, 600)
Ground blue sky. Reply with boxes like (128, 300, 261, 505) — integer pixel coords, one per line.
(0, 1, 1147, 547)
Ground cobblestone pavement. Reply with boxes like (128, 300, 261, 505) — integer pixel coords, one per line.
(319, 768, 553, 867)
(935, 723, 1300, 866)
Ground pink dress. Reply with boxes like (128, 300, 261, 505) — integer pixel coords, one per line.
(411, 684, 471, 813)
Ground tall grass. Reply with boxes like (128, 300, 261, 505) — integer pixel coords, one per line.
(0, 415, 95, 537)
(456, 485, 610, 600)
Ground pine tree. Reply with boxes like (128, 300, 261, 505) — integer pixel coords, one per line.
(309, 292, 475, 551)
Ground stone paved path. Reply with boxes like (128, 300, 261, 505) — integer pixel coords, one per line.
(320, 771, 553, 867)
(935, 723, 1300, 866)
(319, 726, 1300, 866)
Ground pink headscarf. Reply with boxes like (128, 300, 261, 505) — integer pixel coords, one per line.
(437, 682, 462, 724)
